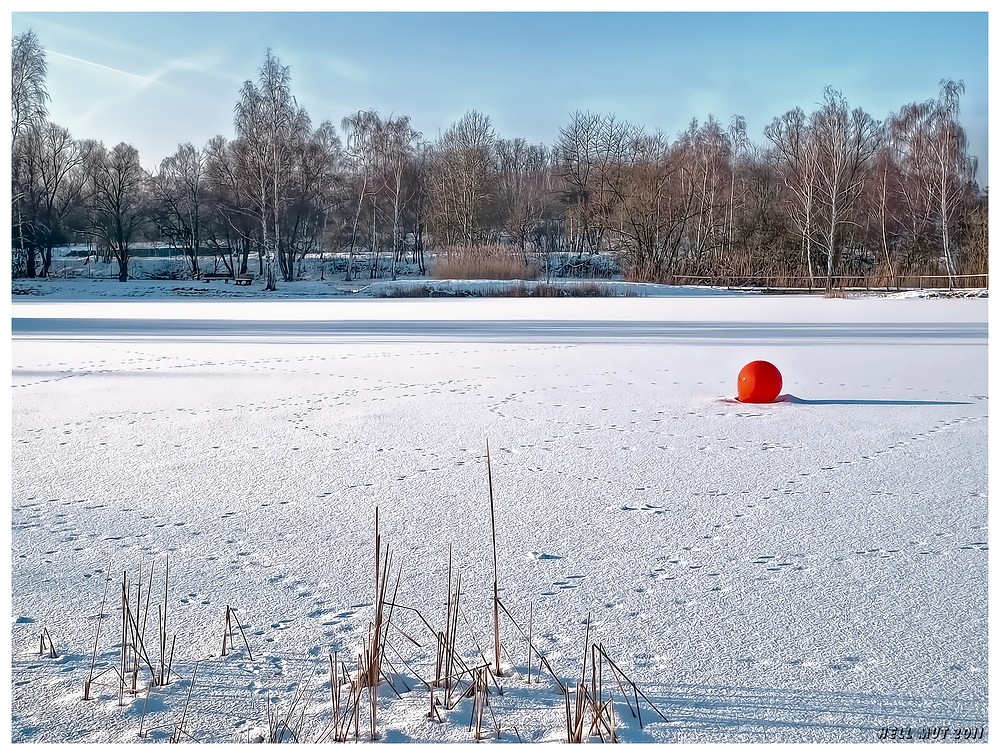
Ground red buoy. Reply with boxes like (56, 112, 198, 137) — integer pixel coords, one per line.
(737, 361, 783, 403)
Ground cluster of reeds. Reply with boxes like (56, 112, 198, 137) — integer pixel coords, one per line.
(433, 245, 541, 281)
(374, 283, 438, 297)
(562, 623, 669, 743)
(375, 280, 638, 298)
(83, 557, 177, 705)
(313, 508, 416, 743)
(259, 669, 310, 743)
(70, 443, 668, 743)
(531, 281, 637, 297)
(77, 556, 217, 742)
(496, 600, 669, 742)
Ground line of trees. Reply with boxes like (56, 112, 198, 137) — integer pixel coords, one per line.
(11, 32, 987, 289)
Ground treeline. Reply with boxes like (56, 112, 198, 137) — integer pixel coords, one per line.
(12, 32, 987, 290)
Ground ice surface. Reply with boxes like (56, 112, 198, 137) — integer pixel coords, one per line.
(9, 289, 988, 743)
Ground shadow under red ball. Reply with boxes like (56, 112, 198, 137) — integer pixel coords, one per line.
(737, 360, 783, 403)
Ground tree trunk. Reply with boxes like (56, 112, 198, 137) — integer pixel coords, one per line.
(41, 246, 53, 277)
(825, 210, 836, 292)
(939, 177, 956, 287)
(117, 250, 129, 282)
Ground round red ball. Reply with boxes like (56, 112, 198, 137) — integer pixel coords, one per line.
(737, 361, 783, 403)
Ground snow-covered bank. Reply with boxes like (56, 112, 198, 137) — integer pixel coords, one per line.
(11, 273, 988, 304)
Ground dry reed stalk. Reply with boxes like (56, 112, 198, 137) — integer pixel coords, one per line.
(156, 555, 169, 685)
(124, 586, 155, 684)
(39, 627, 56, 658)
(527, 603, 533, 684)
(262, 670, 310, 743)
(170, 660, 198, 743)
(434, 545, 454, 689)
(586, 644, 618, 742)
(577, 615, 590, 722)
(353, 655, 362, 741)
(328, 652, 340, 737)
(118, 571, 136, 705)
(138, 683, 153, 737)
(596, 644, 669, 728)
(140, 560, 153, 648)
(469, 665, 489, 740)
(563, 686, 574, 742)
(221, 605, 254, 660)
(428, 687, 442, 723)
(324, 651, 361, 743)
(456, 601, 505, 697)
(352, 506, 405, 740)
(445, 572, 462, 708)
(486, 440, 501, 677)
(85, 563, 113, 699)
(495, 597, 565, 694)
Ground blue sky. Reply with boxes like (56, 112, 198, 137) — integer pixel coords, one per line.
(9, 7, 990, 183)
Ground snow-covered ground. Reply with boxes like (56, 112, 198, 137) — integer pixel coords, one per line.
(9, 285, 989, 744)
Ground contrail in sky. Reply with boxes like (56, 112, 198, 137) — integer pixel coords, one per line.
(49, 50, 162, 86)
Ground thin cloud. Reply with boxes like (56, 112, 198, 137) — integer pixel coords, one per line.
(48, 50, 164, 86)
(50, 48, 241, 106)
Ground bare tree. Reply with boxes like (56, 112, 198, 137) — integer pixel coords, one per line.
(494, 138, 552, 253)
(401, 141, 432, 274)
(555, 111, 605, 254)
(381, 116, 421, 279)
(85, 142, 148, 282)
(19, 123, 92, 277)
(283, 120, 343, 278)
(809, 88, 883, 290)
(11, 29, 50, 277)
(890, 80, 978, 284)
(765, 107, 821, 283)
(863, 144, 903, 284)
(341, 109, 382, 280)
(11, 30, 48, 145)
(233, 49, 310, 289)
(596, 123, 701, 281)
(427, 110, 497, 246)
(149, 143, 208, 276)
(675, 116, 731, 274)
(204, 134, 257, 276)
(725, 115, 749, 264)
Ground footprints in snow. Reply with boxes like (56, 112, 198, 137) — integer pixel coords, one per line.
(523, 552, 590, 600)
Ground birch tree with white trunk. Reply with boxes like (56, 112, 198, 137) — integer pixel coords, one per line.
(809, 88, 882, 291)
(890, 80, 978, 285)
(765, 107, 821, 284)
(233, 49, 309, 289)
(11, 29, 50, 278)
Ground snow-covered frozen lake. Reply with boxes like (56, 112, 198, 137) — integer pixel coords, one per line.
(9, 294, 988, 744)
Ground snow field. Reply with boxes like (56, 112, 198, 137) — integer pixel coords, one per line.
(9, 296, 988, 743)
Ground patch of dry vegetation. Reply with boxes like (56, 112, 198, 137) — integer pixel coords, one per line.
(375, 281, 638, 298)
(63, 451, 666, 743)
(432, 245, 540, 281)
